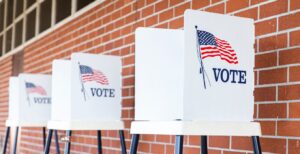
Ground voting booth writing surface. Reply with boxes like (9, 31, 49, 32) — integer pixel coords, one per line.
(6, 74, 52, 127)
(49, 53, 123, 130)
(135, 10, 255, 122)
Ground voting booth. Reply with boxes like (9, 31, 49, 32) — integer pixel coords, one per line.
(44, 53, 126, 154)
(3, 74, 52, 154)
(130, 10, 262, 154)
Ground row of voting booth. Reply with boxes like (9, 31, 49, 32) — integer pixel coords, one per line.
(2, 10, 262, 154)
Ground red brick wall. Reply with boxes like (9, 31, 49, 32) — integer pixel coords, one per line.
(0, 0, 300, 153)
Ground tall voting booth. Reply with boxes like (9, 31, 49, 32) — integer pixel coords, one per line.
(130, 10, 262, 154)
(3, 74, 54, 154)
(44, 53, 126, 154)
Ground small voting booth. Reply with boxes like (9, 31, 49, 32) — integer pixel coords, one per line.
(3, 74, 53, 154)
(45, 53, 126, 154)
(130, 10, 262, 154)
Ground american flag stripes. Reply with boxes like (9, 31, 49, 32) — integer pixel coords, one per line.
(25, 82, 47, 95)
(79, 65, 109, 85)
(197, 30, 238, 64)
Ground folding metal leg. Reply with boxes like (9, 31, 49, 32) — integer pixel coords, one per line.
(2, 127, 10, 154)
(130, 134, 140, 154)
(44, 129, 53, 154)
(97, 130, 102, 154)
(200, 136, 208, 154)
(12, 127, 19, 154)
(64, 130, 72, 154)
(54, 130, 60, 154)
(119, 130, 127, 154)
(43, 127, 46, 148)
(252, 136, 262, 154)
(175, 135, 184, 154)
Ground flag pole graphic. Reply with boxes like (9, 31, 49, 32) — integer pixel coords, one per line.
(24, 81, 31, 106)
(78, 62, 87, 101)
(195, 25, 207, 89)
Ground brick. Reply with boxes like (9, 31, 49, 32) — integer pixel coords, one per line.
(254, 86, 276, 101)
(169, 17, 183, 29)
(290, 66, 300, 82)
(290, 30, 300, 47)
(192, 0, 210, 9)
(289, 102, 300, 118)
(156, 135, 171, 143)
(226, 0, 249, 13)
(279, 12, 300, 31)
(291, 0, 300, 11)
(255, 18, 277, 36)
(260, 138, 286, 153)
(289, 139, 300, 154)
(223, 151, 245, 154)
(169, 0, 182, 7)
(159, 9, 174, 22)
(142, 5, 154, 18)
(208, 149, 222, 154)
(174, 2, 190, 16)
(259, 33, 287, 52)
(259, 0, 288, 19)
(183, 147, 200, 153)
(188, 136, 200, 146)
(250, 0, 268, 5)
(205, 3, 225, 14)
(151, 143, 165, 154)
(279, 48, 300, 65)
(278, 121, 300, 136)
(155, 0, 168, 12)
(259, 121, 276, 135)
(231, 137, 252, 150)
(279, 84, 300, 100)
(255, 52, 277, 68)
(145, 15, 158, 26)
(235, 7, 258, 20)
(258, 103, 287, 118)
(209, 136, 230, 148)
(259, 68, 287, 84)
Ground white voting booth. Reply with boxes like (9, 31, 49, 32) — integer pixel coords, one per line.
(44, 53, 126, 154)
(6, 74, 51, 127)
(130, 10, 261, 154)
(3, 74, 51, 154)
(48, 53, 123, 130)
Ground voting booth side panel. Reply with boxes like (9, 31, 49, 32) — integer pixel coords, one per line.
(70, 53, 122, 121)
(8, 77, 20, 122)
(18, 74, 52, 124)
(183, 10, 255, 122)
(51, 60, 72, 121)
(135, 28, 184, 121)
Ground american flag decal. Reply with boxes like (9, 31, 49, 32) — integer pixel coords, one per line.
(197, 30, 238, 64)
(79, 65, 109, 85)
(25, 82, 47, 95)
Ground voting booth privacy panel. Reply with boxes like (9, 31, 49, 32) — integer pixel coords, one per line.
(7, 74, 52, 127)
(50, 53, 122, 129)
(135, 10, 255, 122)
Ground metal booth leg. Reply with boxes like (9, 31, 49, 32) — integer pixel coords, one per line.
(130, 134, 140, 154)
(44, 129, 53, 154)
(119, 130, 127, 154)
(12, 127, 19, 154)
(43, 127, 46, 148)
(97, 130, 102, 154)
(2, 126, 10, 154)
(201, 136, 208, 154)
(64, 130, 72, 154)
(175, 135, 184, 154)
(252, 136, 262, 154)
(54, 130, 60, 154)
